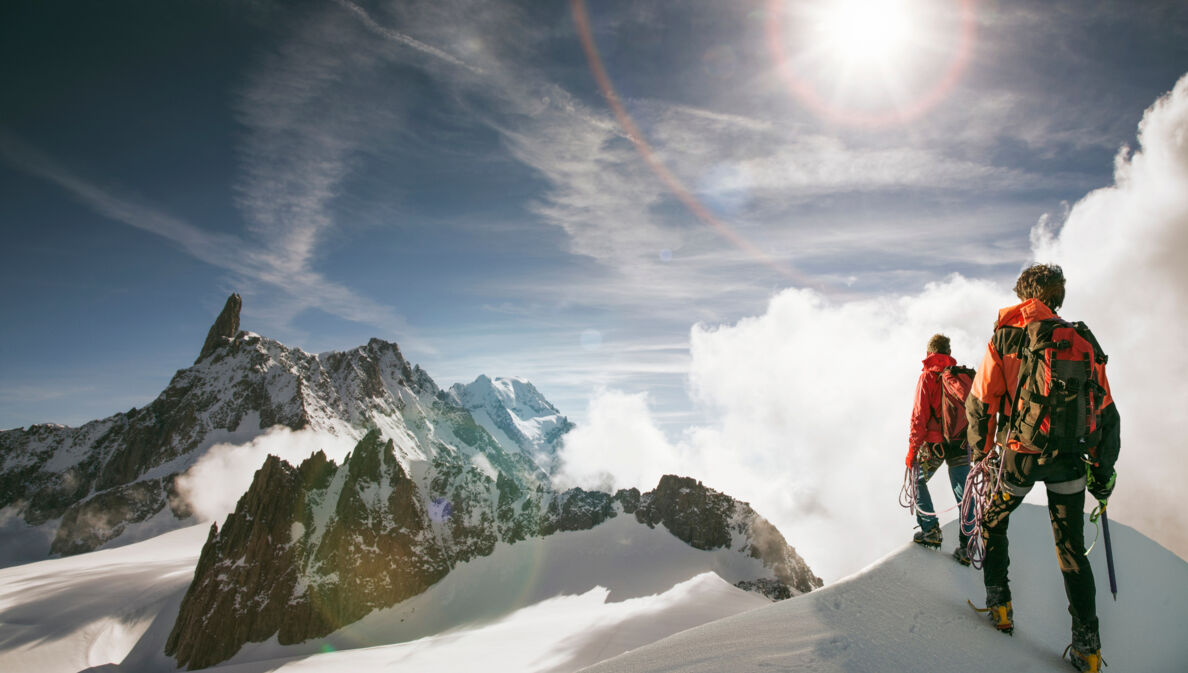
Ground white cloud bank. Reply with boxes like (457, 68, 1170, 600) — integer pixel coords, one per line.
(557, 72, 1188, 581)
(174, 427, 358, 523)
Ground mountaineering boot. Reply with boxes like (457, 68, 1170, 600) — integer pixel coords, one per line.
(951, 544, 971, 566)
(985, 602, 1013, 634)
(1064, 645, 1105, 672)
(967, 600, 1013, 634)
(913, 527, 942, 549)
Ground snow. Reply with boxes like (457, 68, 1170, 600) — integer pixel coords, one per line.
(581, 506, 1188, 673)
(0, 525, 208, 673)
(0, 505, 1182, 673)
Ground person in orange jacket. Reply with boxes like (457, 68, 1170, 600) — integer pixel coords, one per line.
(965, 264, 1120, 673)
(905, 333, 973, 564)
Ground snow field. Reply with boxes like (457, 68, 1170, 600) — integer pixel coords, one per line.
(580, 504, 1188, 673)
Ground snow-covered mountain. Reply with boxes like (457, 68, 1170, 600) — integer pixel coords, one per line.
(0, 293, 823, 670)
(0, 505, 1180, 673)
(447, 375, 573, 473)
(164, 429, 819, 669)
(0, 294, 547, 564)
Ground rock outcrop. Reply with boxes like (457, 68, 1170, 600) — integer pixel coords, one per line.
(634, 475, 821, 594)
(166, 432, 451, 669)
(196, 293, 241, 364)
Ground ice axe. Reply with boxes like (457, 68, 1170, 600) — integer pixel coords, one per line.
(1100, 506, 1118, 600)
(1085, 461, 1117, 600)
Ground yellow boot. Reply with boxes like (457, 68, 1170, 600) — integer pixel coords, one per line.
(1064, 645, 1105, 672)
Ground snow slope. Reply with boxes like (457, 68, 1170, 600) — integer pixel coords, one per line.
(1, 505, 1181, 673)
(580, 504, 1188, 673)
(0, 514, 769, 673)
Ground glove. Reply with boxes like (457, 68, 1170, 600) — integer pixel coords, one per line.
(1088, 468, 1116, 503)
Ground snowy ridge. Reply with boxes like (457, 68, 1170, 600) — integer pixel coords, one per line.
(0, 505, 1179, 673)
(161, 434, 818, 669)
(580, 505, 1188, 673)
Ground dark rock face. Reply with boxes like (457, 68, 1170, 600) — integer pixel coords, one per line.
(636, 475, 822, 594)
(196, 293, 241, 364)
(166, 432, 451, 670)
(636, 475, 734, 550)
(50, 476, 174, 555)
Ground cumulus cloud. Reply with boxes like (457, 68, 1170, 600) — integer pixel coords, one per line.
(557, 277, 1010, 581)
(1031, 73, 1188, 557)
(553, 390, 686, 494)
(556, 73, 1188, 580)
(174, 426, 358, 523)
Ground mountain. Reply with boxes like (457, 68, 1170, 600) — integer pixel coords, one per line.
(0, 294, 542, 564)
(0, 506, 1180, 673)
(0, 293, 822, 670)
(447, 375, 573, 473)
(164, 430, 819, 669)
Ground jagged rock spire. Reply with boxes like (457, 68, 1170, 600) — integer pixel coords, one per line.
(196, 293, 242, 364)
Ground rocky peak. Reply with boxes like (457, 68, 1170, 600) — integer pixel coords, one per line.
(166, 431, 451, 669)
(196, 293, 242, 364)
(635, 475, 821, 594)
(635, 475, 734, 550)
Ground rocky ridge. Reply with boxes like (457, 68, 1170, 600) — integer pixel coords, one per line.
(166, 431, 821, 669)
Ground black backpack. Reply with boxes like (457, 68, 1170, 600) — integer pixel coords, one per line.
(1008, 319, 1108, 464)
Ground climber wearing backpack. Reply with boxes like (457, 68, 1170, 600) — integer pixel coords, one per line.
(904, 333, 977, 565)
(965, 264, 1120, 673)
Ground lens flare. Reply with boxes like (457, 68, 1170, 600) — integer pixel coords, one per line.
(766, 0, 977, 127)
(569, 0, 807, 284)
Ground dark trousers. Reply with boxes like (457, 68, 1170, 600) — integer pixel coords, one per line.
(982, 449, 1100, 651)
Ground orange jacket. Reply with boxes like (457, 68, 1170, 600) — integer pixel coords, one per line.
(906, 352, 957, 466)
(966, 299, 1118, 466)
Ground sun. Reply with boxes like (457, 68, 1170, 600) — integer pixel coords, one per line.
(767, 0, 974, 126)
(814, 0, 918, 72)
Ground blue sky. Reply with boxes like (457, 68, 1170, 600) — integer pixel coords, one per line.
(2, 0, 1187, 433)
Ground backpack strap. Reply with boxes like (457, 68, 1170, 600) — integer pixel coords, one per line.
(1071, 321, 1108, 365)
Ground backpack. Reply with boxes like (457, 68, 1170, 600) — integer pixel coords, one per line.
(1008, 319, 1108, 464)
(938, 365, 975, 444)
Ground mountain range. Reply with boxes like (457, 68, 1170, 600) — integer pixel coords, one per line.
(0, 294, 821, 669)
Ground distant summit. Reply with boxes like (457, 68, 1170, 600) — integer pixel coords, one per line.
(447, 375, 573, 473)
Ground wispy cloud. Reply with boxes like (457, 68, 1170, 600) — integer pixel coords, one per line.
(0, 130, 420, 349)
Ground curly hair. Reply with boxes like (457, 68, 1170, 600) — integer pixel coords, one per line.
(1014, 263, 1066, 310)
(927, 333, 951, 355)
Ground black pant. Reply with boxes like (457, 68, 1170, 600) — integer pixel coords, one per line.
(982, 450, 1100, 651)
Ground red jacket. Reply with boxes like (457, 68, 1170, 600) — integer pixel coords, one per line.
(906, 352, 957, 466)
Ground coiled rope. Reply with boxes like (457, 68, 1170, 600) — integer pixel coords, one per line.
(899, 443, 960, 517)
(959, 450, 1005, 569)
